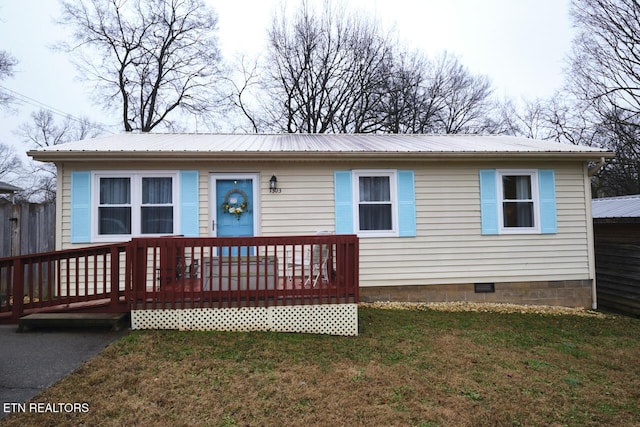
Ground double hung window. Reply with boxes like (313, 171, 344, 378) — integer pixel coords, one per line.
(141, 177, 174, 234)
(95, 172, 177, 239)
(354, 171, 397, 236)
(99, 177, 132, 235)
(498, 170, 539, 233)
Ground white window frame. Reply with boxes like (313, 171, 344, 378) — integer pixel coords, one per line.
(92, 171, 179, 242)
(497, 169, 540, 234)
(352, 170, 398, 238)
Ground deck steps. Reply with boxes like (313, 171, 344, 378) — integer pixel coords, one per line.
(18, 313, 130, 332)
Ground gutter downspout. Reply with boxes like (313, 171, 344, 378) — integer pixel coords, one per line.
(588, 157, 606, 177)
(585, 160, 604, 310)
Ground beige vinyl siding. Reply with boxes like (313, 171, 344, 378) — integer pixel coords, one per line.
(57, 159, 593, 288)
(59, 168, 72, 250)
(197, 170, 209, 236)
(256, 161, 591, 287)
(260, 166, 335, 235)
(356, 161, 590, 287)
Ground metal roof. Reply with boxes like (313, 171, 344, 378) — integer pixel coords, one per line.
(592, 195, 640, 219)
(28, 133, 614, 162)
(0, 181, 21, 194)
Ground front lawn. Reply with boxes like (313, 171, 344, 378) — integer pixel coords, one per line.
(2, 305, 639, 426)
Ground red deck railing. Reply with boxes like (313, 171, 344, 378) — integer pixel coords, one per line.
(0, 243, 129, 322)
(0, 235, 359, 323)
(128, 235, 359, 310)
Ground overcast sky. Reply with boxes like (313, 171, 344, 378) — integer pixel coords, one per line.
(0, 0, 574, 150)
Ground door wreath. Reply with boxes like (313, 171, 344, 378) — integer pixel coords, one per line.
(221, 188, 249, 220)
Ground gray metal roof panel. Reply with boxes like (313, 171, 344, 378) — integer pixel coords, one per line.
(592, 195, 640, 218)
(0, 181, 22, 193)
(30, 133, 612, 154)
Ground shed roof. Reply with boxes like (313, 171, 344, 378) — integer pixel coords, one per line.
(592, 195, 640, 219)
(0, 181, 22, 194)
(28, 133, 614, 162)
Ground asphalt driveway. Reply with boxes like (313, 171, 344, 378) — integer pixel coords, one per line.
(0, 325, 128, 420)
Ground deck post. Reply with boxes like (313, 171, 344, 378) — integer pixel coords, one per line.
(124, 243, 134, 309)
(109, 246, 120, 310)
(11, 257, 24, 322)
(131, 239, 148, 306)
(352, 237, 359, 302)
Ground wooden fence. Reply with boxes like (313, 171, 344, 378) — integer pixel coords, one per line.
(0, 201, 55, 257)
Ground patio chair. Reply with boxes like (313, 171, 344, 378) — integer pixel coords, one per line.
(285, 231, 333, 287)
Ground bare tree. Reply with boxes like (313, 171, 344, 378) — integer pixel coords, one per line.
(15, 108, 104, 201)
(0, 143, 23, 202)
(495, 93, 612, 148)
(590, 110, 640, 196)
(255, 2, 498, 135)
(496, 97, 562, 140)
(17, 109, 103, 148)
(379, 50, 431, 133)
(263, 1, 394, 133)
(0, 50, 17, 107)
(569, 0, 640, 122)
(224, 56, 264, 133)
(0, 50, 22, 196)
(567, 0, 640, 196)
(430, 53, 494, 134)
(0, 143, 21, 182)
(383, 52, 496, 134)
(58, 0, 223, 132)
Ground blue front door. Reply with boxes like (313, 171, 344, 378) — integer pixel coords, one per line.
(215, 177, 255, 255)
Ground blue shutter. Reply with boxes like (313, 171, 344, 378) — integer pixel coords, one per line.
(479, 170, 499, 235)
(538, 169, 557, 234)
(397, 170, 417, 237)
(180, 171, 199, 237)
(334, 171, 354, 234)
(71, 171, 91, 243)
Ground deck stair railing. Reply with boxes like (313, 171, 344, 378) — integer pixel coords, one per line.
(0, 243, 129, 322)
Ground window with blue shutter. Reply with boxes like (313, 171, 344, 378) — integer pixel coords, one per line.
(180, 171, 199, 236)
(397, 170, 417, 237)
(479, 170, 499, 235)
(334, 170, 416, 237)
(71, 171, 91, 243)
(334, 171, 354, 234)
(480, 169, 557, 235)
(70, 170, 195, 243)
(538, 169, 557, 234)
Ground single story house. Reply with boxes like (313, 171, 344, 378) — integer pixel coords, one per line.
(592, 195, 640, 316)
(28, 133, 614, 309)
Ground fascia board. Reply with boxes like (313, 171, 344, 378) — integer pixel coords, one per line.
(28, 150, 616, 163)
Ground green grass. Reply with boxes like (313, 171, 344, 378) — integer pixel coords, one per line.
(2, 306, 640, 426)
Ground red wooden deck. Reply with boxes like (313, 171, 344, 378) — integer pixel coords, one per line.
(0, 235, 359, 323)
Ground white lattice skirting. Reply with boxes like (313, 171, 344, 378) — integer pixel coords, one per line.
(131, 304, 358, 336)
